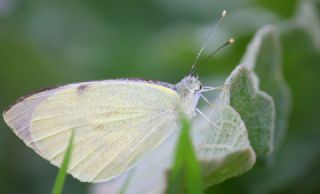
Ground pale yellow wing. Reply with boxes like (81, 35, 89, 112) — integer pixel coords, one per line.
(3, 80, 180, 182)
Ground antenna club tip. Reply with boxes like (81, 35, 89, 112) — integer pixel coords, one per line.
(228, 38, 235, 44)
(222, 10, 227, 17)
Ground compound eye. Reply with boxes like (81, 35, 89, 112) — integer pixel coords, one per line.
(199, 84, 203, 90)
(194, 83, 202, 91)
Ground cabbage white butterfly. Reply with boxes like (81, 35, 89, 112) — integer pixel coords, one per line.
(3, 10, 233, 182)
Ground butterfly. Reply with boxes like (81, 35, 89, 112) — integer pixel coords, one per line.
(3, 10, 232, 183)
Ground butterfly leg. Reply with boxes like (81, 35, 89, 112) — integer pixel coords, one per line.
(201, 84, 230, 93)
(200, 94, 215, 107)
(196, 108, 230, 137)
(200, 84, 230, 103)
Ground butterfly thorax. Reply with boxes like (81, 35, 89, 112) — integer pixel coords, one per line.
(175, 75, 202, 116)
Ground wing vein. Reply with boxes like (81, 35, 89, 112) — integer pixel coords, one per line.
(91, 111, 174, 181)
(33, 112, 153, 144)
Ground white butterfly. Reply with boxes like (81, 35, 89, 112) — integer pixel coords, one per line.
(3, 11, 233, 183)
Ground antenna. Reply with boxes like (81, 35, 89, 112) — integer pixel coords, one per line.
(190, 10, 227, 75)
(197, 38, 234, 68)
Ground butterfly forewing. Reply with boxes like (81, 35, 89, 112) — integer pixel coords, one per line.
(4, 80, 180, 182)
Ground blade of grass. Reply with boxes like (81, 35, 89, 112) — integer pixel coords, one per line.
(51, 130, 75, 194)
(166, 116, 204, 194)
(117, 170, 134, 194)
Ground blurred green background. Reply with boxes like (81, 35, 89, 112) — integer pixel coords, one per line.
(0, 0, 319, 194)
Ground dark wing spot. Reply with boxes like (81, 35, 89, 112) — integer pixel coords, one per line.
(77, 85, 89, 95)
(3, 78, 175, 114)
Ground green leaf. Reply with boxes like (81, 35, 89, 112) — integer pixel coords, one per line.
(223, 65, 275, 156)
(241, 25, 291, 151)
(166, 116, 203, 194)
(193, 105, 256, 187)
(51, 130, 75, 194)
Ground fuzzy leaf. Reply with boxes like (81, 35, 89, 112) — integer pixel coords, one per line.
(224, 65, 275, 156)
(192, 105, 256, 187)
(241, 25, 291, 151)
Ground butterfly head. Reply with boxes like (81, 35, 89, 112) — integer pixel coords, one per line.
(184, 75, 203, 91)
(175, 75, 203, 116)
